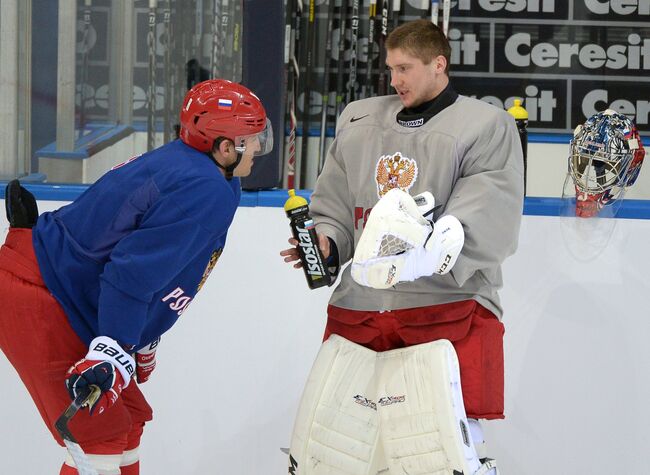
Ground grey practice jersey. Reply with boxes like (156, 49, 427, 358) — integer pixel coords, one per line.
(311, 93, 524, 317)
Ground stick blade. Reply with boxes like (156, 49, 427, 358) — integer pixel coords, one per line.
(54, 386, 101, 475)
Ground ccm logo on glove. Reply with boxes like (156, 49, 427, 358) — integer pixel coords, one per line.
(433, 221, 457, 274)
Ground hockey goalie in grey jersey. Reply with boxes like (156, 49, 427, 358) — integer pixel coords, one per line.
(281, 19, 524, 475)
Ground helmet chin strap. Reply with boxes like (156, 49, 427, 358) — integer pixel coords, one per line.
(211, 137, 244, 180)
(214, 151, 243, 180)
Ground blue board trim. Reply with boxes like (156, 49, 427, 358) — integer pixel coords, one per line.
(2, 184, 650, 219)
(34, 125, 134, 160)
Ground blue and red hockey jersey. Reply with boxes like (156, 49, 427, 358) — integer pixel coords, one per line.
(32, 139, 241, 350)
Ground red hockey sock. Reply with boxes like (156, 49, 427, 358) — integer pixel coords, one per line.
(120, 461, 139, 475)
(59, 463, 78, 475)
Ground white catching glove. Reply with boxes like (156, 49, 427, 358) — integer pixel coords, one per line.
(351, 189, 464, 289)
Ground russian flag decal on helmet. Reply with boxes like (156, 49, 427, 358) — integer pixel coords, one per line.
(218, 98, 233, 110)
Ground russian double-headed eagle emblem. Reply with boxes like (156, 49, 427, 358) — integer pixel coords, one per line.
(197, 248, 223, 291)
(375, 152, 418, 197)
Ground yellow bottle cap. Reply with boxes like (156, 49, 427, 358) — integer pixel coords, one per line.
(507, 99, 528, 120)
(284, 189, 308, 212)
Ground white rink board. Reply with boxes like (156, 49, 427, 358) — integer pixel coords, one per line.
(1, 202, 649, 474)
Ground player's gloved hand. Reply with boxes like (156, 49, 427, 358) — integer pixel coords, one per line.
(399, 214, 464, 281)
(135, 337, 160, 384)
(66, 336, 135, 415)
(351, 189, 464, 289)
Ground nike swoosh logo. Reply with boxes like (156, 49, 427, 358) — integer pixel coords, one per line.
(350, 114, 369, 123)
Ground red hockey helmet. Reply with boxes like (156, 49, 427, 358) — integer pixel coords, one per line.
(179, 79, 272, 155)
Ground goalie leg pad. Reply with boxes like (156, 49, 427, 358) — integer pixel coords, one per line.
(288, 335, 381, 475)
(376, 339, 482, 475)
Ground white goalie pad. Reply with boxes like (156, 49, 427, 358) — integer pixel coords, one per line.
(288, 335, 381, 475)
(351, 189, 434, 289)
(377, 339, 483, 475)
(288, 335, 493, 475)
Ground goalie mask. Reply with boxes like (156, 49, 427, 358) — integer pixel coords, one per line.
(567, 109, 645, 218)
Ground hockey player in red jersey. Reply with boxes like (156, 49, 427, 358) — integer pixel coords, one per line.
(0, 79, 272, 475)
(281, 19, 524, 474)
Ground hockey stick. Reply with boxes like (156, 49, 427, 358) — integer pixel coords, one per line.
(299, 0, 317, 188)
(55, 385, 101, 475)
(335, 0, 349, 120)
(392, 0, 401, 32)
(193, 0, 204, 61)
(78, 0, 92, 139)
(232, 0, 243, 82)
(389, 0, 401, 94)
(169, 1, 186, 138)
(430, 0, 439, 26)
(318, 0, 336, 174)
(147, 0, 157, 151)
(284, 0, 302, 189)
(376, 0, 389, 96)
(163, 0, 172, 143)
(346, 0, 360, 105)
(363, 0, 377, 99)
(211, 0, 221, 78)
(221, 0, 231, 79)
(442, 0, 450, 36)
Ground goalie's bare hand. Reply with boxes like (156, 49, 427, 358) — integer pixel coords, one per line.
(280, 233, 330, 269)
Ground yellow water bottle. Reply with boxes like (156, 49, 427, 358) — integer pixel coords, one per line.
(284, 190, 331, 289)
(508, 99, 528, 193)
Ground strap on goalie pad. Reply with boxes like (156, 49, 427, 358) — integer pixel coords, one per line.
(5, 179, 38, 228)
(377, 339, 485, 475)
(288, 335, 381, 474)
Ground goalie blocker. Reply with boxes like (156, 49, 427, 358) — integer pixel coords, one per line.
(287, 334, 496, 474)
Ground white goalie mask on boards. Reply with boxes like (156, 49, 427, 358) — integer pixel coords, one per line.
(566, 109, 645, 218)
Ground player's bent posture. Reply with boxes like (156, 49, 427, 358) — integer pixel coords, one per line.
(281, 19, 524, 474)
(0, 79, 272, 475)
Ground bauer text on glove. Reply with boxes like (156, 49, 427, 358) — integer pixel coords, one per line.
(65, 336, 135, 415)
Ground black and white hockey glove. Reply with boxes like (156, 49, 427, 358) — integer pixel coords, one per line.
(66, 336, 135, 415)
